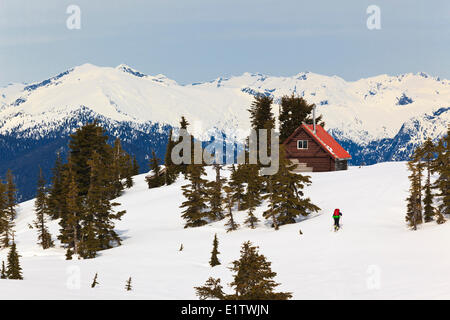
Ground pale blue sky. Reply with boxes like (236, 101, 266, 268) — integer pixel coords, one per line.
(0, 0, 448, 86)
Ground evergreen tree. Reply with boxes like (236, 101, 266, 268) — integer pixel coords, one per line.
(59, 163, 82, 259)
(57, 123, 128, 259)
(6, 242, 23, 280)
(91, 273, 99, 288)
(207, 164, 225, 221)
(180, 163, 210, 228)
(125, 156, 134, 189)
(247, 95, 275, 167)
(111, 138, 126, 197)
(417, 139, 436, 222)
(406, 160, 422, 230)
(164, 129, 178, 185)
(432, 129, 449, 216)
(228, 241, 291, 299)
(116, 139, 135, 190)
(146, 150, 164, 188)
(248, 95, 274, 131)
(195, 241, 292, 300)
(125, 277, 132, 291)
(47, 153, 66, 220)
(229, 165, 246, 211)
(223, 185, 239, 232)
(209, 234, 221, 267)
(263, 146, 320, 229)
(0, 260, 6, 279)
(415, 157, 424, 224)
(68, 122, 112, 198)
(5, 169, 17, 221)
(195, 277, 225, 300)
(435, 208, 446, 225)
(109, 138, 135, 194)
(178, 116, 191, 176)
(278, 94, 323, 142)
(82, 151, 125, 257)
(0, 180, 9, 248)
(180, 116, 189, 130)
(132, 155, 140, 176)
(33, 167, 54, 249)
(243, 165, 261, 229)
(0, 171, 16, 248)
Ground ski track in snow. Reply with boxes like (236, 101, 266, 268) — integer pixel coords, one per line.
(0, 161, 449, 299)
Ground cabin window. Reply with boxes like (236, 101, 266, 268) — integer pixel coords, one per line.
(297, 140, 308, 149)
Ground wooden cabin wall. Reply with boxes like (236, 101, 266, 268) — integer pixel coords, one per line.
(335, 160, 348, 171)
(284, 129, 335, 171)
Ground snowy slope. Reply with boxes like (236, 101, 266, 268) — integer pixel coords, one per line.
(1, 162, 449, 299)
(0, 64, 448, 143)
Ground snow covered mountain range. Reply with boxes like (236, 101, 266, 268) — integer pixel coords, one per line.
(0, 63, 448, 199)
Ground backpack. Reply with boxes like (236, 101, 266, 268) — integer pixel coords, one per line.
(333, 209, 340, 218)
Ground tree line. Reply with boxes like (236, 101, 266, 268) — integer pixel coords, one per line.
(146, 94, 322, 231)
(0, 122, 139, 278)
(406, 129, 449, 230)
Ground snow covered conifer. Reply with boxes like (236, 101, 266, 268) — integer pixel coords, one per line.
(209, 234, 221, 267)
(6, 242, 23, 280)
(33, 167, 54, 249)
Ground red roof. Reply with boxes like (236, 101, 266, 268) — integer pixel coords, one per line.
(285, 124, 351, 160)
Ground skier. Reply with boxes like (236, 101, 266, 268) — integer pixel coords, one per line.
(333, 209, 342, 231)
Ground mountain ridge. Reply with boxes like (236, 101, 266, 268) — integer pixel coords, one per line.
(0, 63, 448, 200)
(1, 63, 448, 142)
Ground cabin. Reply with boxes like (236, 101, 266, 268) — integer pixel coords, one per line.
(282, 123, 351, 172)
